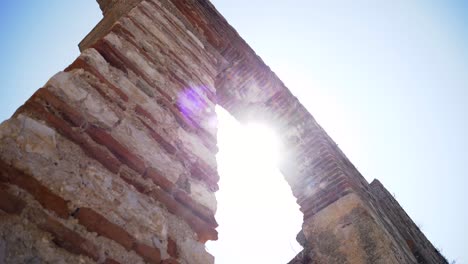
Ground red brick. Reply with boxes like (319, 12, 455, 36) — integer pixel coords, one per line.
(133, 242, 161, 264)
(86, 125, 146, 175)
(156, 97, 197, 133)
(33, 88, 85, 127)
(86, 77, 127, 111)
(167, 237, 178, 258)
(150, 188, 217, 242)
(36, 213, 100, 261)
(119, 168, 150, 194)
(190, 163, 219, 191)
(0, 159, 69, 219)
(65, 57, 129, 102)
(154, 93, 217, 154)
(74, 207, 135, 250)
(302, 188, 353, 220)
(33, 78, 145, 177)
(162, 258, 179, 264)
(195, 128, 218, 154)
(173, 190, 217, 227)
(137, 114, 177, 155)
(95, 37, 176, 106)
(112, 23, 158, 71)
(0, 188, 26, 215)
(93, 39, 129, 75)
(21, 93, 122, 174)
(144, 167, 174, 192)
(135, 105, 159, 127)
(173, 102, 217, 144)
(140, 122, 219, 191)
(103, 258, 122, 264)
(406, 239, 416, 251)
(169, 1, 219, 49)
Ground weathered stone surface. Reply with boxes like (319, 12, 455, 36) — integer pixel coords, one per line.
(0, 156, 69, 219)
(370, 180, 449, 264)
(74, 207, 136, 251)
(179, 238, 215, 264)
(36, 213, 101, 262)
(133, 242, 161, 264)
(302, 193, 417, 264)
(0, 212, 97, 264)
(0, 188, 26, 215)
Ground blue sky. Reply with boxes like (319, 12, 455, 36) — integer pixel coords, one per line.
(0, 1, 467, 263)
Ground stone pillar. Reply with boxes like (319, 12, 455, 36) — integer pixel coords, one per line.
(0, 1, 221, 263)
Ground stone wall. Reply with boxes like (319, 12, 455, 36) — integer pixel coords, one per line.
(0, 0, 447, 263)
(370, 180, 448, 264)
(0, 1, 220, 263)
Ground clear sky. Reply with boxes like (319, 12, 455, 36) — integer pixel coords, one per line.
(0, 1, 466, 263)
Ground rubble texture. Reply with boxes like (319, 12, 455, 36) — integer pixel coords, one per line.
(0, 0, 447, 263)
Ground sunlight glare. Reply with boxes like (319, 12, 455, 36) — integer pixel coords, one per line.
(207, 107, 303, 264)
(236, 122, 280, 168)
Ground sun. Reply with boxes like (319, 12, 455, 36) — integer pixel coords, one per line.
(207, 106, 303, 264)
(214, 107, 282, 177)
(237, 122, 280, 167)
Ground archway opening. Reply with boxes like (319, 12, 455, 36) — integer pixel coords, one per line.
(206, 106, 303, 263)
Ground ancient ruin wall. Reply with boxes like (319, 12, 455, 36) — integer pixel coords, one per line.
(0, 1, 220, 263)
(370, 180, 448, 264)
(0, 0, 447, 263)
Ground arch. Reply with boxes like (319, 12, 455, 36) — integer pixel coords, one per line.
(0, 0, 449, 263)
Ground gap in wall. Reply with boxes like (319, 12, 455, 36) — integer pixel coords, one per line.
(206, 106, 303, 263)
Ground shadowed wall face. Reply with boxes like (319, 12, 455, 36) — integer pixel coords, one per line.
(0, 1, 448, 263)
